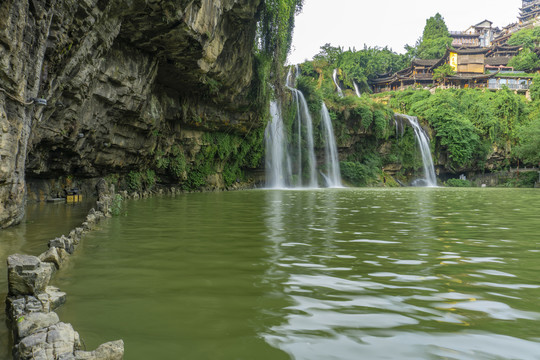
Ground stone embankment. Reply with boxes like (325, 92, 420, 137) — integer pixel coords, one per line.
(5, 179, 124, 360)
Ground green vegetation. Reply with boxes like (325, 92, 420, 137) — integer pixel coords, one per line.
(110, 194, 124, 216)
(126, 170, 157, 192)
(502, 171, 539, 188)
(517, 171, 539, 187)
(307, 44, 409, 94)
(513, 117, 540, 165)
(432, 64, 456, 83)
(254, 0, 304, 108)
(257, 0, 304, 65)
(416, 13, 452, 60)
(508, 48, 540, 72)
(388, 88, 529, 170)
(506, 27, 540, 72)
(508, 26, 540, 50)
(340, 161, 380, 187)
(445, 178, 472, 187)
(177, 128, 265, 191)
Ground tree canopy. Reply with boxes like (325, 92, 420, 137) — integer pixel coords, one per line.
(258, 0, 304, 63)
(508, 27, 540, 50)
(416, 13, 452, 59)
(508, 48, 540, 72)
(309, 44, 410, 93)
(513, 118, 540, 165)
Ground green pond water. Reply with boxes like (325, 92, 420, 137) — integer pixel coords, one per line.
(3, 188, 540, 359)
(0, 200, 95, 360)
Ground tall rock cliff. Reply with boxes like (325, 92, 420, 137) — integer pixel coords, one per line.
(0, 0, 264, 228)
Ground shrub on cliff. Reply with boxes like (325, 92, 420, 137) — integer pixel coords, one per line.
(340, 155, 381, 187)
(445, 178, 471, 187)
(513, 117, 540, 165)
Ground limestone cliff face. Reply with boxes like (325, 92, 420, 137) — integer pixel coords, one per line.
(0, 0, 263, 228)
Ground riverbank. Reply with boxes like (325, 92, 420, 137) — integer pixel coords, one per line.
(4, 179, 124, 359)
(3, 175, 260, 359)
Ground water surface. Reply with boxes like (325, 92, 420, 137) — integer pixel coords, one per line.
(49, 188, 540, 359)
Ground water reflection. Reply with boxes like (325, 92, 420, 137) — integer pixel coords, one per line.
(23, 188, 540, 360)
(261, 188, 540, 360)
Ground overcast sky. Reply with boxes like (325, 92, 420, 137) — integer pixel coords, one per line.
(288, 0, 523, 64)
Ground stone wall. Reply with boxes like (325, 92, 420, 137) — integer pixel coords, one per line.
(6, 179, 124, 359)
(0, 0, 263, 228)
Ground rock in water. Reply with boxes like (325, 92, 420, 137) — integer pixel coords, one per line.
(7, 255, 55, 296)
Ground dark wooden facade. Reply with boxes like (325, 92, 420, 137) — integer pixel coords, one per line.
(370, 46, 534, 94)
(520, 0, 540, 23)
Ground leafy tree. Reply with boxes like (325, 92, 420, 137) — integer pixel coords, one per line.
(254, 0, 304, 110)
(530, 75, 540, 102)
(313, 43, 343, 65)
(513, 117, 540, 165)
(407, 90, 487, 170)
(257, 0, 304, 63)
(334, 46, 409, 92)
(508, 48, 540, 72)
(416, 13, 452, 59)
(432, 64, 456, 83)
(508, 27, 540, 50)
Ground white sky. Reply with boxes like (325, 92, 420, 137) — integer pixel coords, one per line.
(288, 0, 523, 64)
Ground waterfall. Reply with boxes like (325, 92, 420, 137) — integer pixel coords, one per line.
(333, 69, 344, 97)
(320, 103, 343, 188)
(294, 89, 318, 188)
(353, 82, 361, 98)
(265, 67, 343, 189)
(265, 68, 318, 188)
(400, 114, 437, 187)
(265, 101, 291, 189)
(286, 66, 295, 88)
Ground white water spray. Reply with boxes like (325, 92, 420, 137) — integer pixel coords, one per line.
(400, 114, 437, 187)
(321, 103, 343, 187)
(265, 67, 343, 189)
(333, 69, 344, 97)
(353, 82, 361, 98)
(265, 101, 291, 189)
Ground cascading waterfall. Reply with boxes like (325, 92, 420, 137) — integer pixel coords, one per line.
(294, 89, 318, 188)
(265, 100, 291, 189)
(353, 82, 361, 98)
(400, 114, 437, 187)
(320, 103, 343, 187)
(265, 67, 343, 189)
(333, 69, 344, 97)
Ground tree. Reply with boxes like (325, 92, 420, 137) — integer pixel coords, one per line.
(313, 43, 343, 65)
(508, 27, 540, 50)
(336, 46, 409, 92)
(432, 64, 456, 83)
(530, 75, 540, 101)
(257, 0, 304, 62)
(513, 118, 540, 165)
(508, 48, 540, 72)
(416, 13, 452, 59)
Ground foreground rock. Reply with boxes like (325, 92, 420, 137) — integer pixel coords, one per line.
(7, 255, 55, 296)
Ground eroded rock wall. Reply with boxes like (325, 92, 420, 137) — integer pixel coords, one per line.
(0, 0, 263, 228)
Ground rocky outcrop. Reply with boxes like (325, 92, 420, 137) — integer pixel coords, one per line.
(0, 0, 264, 228)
